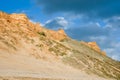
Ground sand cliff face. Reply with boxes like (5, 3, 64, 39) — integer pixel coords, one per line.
(87, 42, 101, 51)
(48, 29, 67, 41)
(0, 11, 120, 80)
(81, 41, 106, 56)
(10, 13, 28, 21)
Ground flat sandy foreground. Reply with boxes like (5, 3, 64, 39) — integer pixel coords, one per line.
(0, 52, 114, 80)
(0, 76, 63, 80)
(0, 75, 110, 80)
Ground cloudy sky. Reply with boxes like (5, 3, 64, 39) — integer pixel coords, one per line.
(0, 0, 120, 61)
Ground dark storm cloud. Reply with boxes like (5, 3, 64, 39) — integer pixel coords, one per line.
(36, 0, 120, 18)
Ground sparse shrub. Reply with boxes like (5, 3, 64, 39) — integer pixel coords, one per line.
(46, 40, 53, 46)
(3, 79, 9, 80)
(36, 44, 43, 47)
(60, 52, 66, 56)
(31, 39, 34, 44)
(60, 38, 68, 42)
(37, 32, 46, 37)
(48, 48, 54, 52)
(16, 23, 19, 26)
(2, 41, 17, 50)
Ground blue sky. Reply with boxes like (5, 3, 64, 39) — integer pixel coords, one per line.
(0, 0, 120, 61)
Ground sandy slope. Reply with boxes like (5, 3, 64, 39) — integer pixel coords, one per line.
(0, 50, 112, 80)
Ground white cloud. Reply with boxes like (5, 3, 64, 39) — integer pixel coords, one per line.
(96, 22, 101, 27)
(112, 55, 119, 61)
(56, 17, 68, 27)
(45, 20, 52, 24)
(44, 17, 68, 30)
(104, 16, 120, 29)
(104, 47, 120, 61)
(30, 20, 37, 24)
